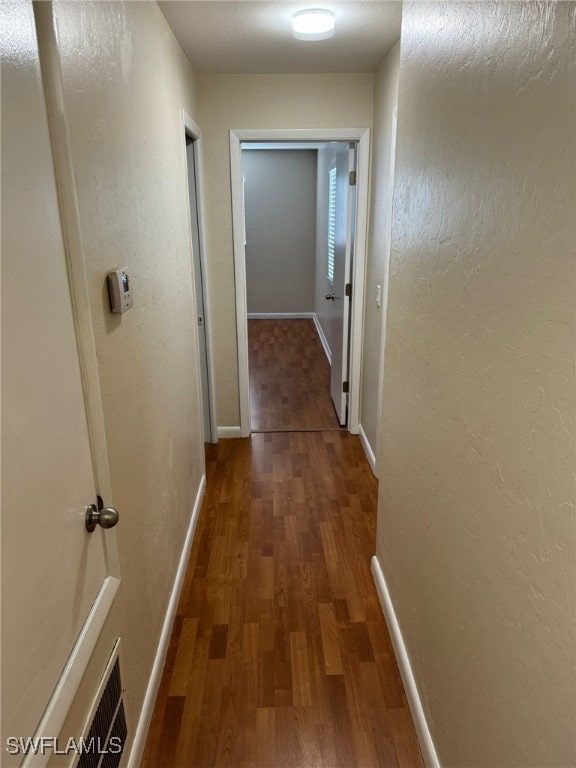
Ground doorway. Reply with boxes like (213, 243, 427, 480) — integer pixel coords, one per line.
(183, 112, 217, 443)
(242, 143, 342, 432)
(230, 128, 370, 438)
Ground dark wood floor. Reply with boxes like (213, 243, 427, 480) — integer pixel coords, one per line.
(141, 432, 424, 767)
(248, 319, 340, 432)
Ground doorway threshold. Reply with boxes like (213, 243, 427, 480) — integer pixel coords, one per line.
(251, 426, 345, 434)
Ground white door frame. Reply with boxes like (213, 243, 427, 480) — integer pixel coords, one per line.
(375, 106, 398, 478)
(229, 127, 371, 437)
(182, 111, 218, 443)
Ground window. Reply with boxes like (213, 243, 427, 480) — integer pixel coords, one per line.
(327, 166, 337, 283)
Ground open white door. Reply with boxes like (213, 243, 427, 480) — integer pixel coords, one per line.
(1, 4, 119, 763)
(327, 143, 358, 425)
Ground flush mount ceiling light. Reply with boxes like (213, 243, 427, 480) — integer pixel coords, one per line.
(292, 9, 335, 41)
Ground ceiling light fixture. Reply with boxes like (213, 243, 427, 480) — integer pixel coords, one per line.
(292, 9, 335, 41)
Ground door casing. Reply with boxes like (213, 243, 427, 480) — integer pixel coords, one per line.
(182, 111, 218, 444)
(229, 127, 371, 437)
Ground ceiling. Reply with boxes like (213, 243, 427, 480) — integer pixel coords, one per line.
(158, 1, 403, 74)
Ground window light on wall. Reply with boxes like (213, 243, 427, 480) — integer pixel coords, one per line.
(327, 166, 337, 283)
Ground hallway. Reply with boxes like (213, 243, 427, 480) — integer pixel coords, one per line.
(141, 431, 423, 767)
(4, 2, 573, 765)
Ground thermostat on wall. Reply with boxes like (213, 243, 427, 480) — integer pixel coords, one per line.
(107, 268, 133, 314)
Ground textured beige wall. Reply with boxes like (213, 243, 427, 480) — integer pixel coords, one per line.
(44, 1, 204, 759)
(360, 42, 400, 460)
(377, 2, 575, 766)
(197, 73, 374, 427)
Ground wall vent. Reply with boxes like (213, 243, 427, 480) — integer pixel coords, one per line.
(76, 640, 127, 768)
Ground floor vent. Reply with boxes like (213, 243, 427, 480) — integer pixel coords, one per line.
(76, 642, 126, 768)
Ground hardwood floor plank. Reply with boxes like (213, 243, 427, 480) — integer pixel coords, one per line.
(169, 617, 199, 696)
(214, 685, 241, 768)
(372, 727, 402, 768)
(208, 623, 229, 660)
(318, 602, 344, 675)
(255, 707, 275, 767)
(325, 675, 358, 766)
(342, 567, 367, 623)
(289, 631, 312, 706)
(387, 708, 429, 768)
(257, 650, 275, 708)
(139, 616, 182, 768)
(151, 696, 185, 768)
(353, 729, 382, 768)
(171, 629, 210, 767)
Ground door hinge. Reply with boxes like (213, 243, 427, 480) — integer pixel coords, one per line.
(349, 170, 357, 186)
(342, 381, 349, 394)
(345, 283, 352, 298)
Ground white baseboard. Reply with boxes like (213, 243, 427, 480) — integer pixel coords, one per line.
(217, 426, 243, 439)
(370, 556, 440, 768)
(312, 313, 331, 364)
(358, 424, 376, 476)
(247, 312, 314, 319)
(127, 475, 206, 768)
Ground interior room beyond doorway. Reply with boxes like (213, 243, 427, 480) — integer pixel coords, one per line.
(248, 318, 339, 432)
(242, 141, 353, 432)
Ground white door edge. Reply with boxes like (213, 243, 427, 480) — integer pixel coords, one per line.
(229, 127, 371, 437)
(181, 110, 218, 444)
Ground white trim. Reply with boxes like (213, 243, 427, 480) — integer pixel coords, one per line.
(375, 105, 398, 478)
(243, 142, 326, 150)
(217, 426, 243, 439)
(370, 556, 441, 768)
(21, 576, 121, 768)
(247, 312, 314, 319)
(358, 424, 376, 476)
(230, 131, 251, 437)
(230, 128, 370, 438)
(313, 313, 332, 364)
(182, 111, 218, 444)
(233, 129, 368, 142)
(128, 476, 206, 768)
